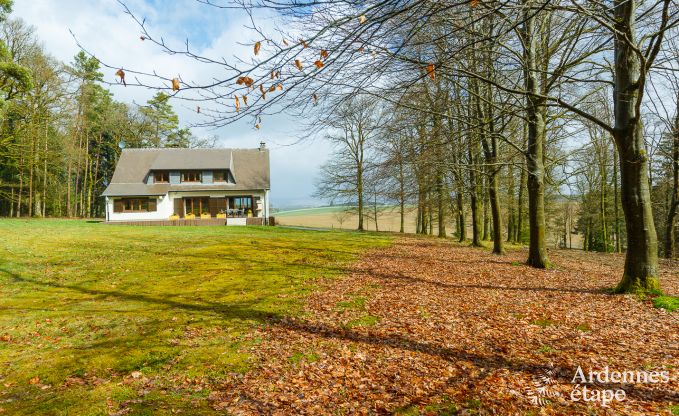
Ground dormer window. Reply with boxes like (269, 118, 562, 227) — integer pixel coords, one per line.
(181, 171, 202, 182)
(213, 170, 228, 182)
(153, 171, 169, 183)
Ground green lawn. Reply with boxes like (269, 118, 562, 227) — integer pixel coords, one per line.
(0, 219, 390, 415)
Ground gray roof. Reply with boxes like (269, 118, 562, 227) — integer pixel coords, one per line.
(102, 148, 270, 197)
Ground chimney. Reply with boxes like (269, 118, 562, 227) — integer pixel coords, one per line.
(259, 141, 266, 151)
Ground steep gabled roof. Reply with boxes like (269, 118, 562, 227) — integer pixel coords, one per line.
(102, 148, 270, 197)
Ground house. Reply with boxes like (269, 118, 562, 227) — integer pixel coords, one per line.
(102, 145, 270, 225)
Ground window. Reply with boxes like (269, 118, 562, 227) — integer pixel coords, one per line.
(154, 171, 169, 183)
(121, 198, 154, 212)
(213, 170, 228, 182)
(185, 197, 209, 215)
(229, 196, 252, 210)
(181, 171, 202, 182)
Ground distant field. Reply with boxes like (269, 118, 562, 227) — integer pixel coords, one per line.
(0, 219, 390, 415)
(274, 206, 352, 217)
(275, 205, 456, 234)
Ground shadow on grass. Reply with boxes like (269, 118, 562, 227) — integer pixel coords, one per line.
(2, 268, 677, 408)
(362, 269, 607, 295)
(2, 268, 283, 323)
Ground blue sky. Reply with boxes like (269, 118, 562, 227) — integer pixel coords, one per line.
(12, 0, 331, 208)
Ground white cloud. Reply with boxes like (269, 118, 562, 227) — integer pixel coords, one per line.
(11, 0, 331, 207)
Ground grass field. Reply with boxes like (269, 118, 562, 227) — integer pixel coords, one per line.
(0, 219, 390, 415)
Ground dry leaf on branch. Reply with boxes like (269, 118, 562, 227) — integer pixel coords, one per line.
(242, 95, 248, 105)
(314, 60, 324, 69)
(320, 49, 329, 59)
(295, 60, 303, 71)
(276, 84, 283, 91)
(254, 41, 261, 56)
(236, 76, 254, 87)
(234, 95, 240, 113)
(359, 15, 367, 24)
(300, 40, 308, 48)
(282, 38, 289, 46)
(115, 69, 126, 86)
(171, 78, 180, 91)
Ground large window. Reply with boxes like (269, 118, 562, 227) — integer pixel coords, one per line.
(121, 198, 152, 212)
(213, 170, 228, 182)
(185, 197, 209, 216)
(229, 196, 252, 210)
(181, 171, 202, 182)
(154, 171, 169, 183)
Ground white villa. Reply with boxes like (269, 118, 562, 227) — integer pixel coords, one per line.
(102, 145, 270, 225)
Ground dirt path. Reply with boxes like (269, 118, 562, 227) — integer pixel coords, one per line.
(213, 237, 679, 415)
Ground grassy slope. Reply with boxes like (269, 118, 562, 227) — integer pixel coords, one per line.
(0, 219, 389, 415)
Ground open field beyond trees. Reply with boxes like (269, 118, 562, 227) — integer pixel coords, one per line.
(0, 220, 678, 415)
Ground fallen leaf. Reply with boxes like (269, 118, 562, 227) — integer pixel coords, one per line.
(426, 64, 435, 81)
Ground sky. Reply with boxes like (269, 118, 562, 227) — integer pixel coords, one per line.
(11, 0, 332, 209)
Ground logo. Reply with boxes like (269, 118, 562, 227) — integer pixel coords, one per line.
(525, 364, 672, 408)
(525, 364, 560, 406)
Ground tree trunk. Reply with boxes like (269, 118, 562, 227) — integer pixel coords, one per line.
(457, 191, 465, 242)
(507, 162, 516, 243)
(437, 173, 446, 238)
(522, 2, 549, 268)
(469, 146, 482, 247)
(517, 158, 526, 243)
(357, 163, 364, 231)
(612, 0, 659, 293)
(613, 147, 622, 253)
(399, 158, 405, 233)
(665, 95, 679, 258)
(600, 151, 608, 253)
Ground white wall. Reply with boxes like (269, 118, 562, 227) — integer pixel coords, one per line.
(106, 190, 269, 221)
(106, 194, 174, 222)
